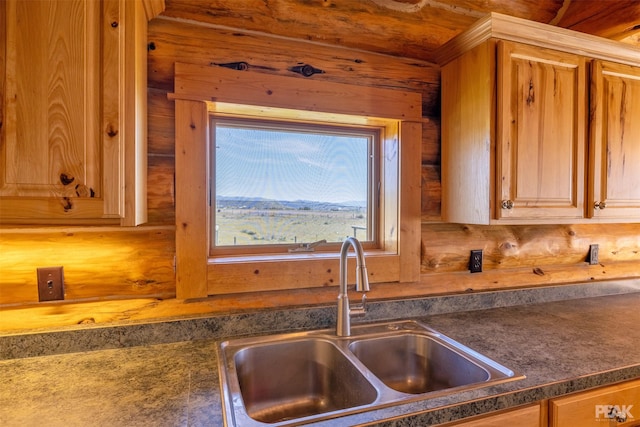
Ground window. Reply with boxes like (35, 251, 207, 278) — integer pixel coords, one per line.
(211, 118, 379, 254)
(172, 62, 421, 299)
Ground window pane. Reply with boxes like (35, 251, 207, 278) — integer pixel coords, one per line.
(213, 121, 373, 247)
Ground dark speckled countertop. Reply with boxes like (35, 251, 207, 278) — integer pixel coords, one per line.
(2, 279, 640, 426)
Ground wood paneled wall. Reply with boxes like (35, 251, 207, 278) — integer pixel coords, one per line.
(2, 16, 640, 327)
(0, 226, 175, 305)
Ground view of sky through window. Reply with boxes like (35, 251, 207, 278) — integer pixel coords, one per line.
(215, 125, 369, 204)
(213, 122, 373, 247)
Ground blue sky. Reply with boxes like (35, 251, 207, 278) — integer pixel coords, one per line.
(215, 125, 370, 205)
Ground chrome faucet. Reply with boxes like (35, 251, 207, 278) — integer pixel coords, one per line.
(336, 237, 370, 337)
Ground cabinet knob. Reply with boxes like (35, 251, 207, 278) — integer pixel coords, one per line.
(607, 405, 627, 422)
(501, 200, 514, 210)
(594, 201, 607, 210)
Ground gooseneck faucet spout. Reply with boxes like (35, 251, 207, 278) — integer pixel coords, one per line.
(336, 237, 370, 337)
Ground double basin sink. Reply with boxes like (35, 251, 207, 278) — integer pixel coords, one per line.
(217, 320, 524, 426)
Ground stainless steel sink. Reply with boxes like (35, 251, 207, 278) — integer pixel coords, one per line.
(218, 320, 524, 426)
(349, 334, 490, 394)
(234, 339, 377, 423)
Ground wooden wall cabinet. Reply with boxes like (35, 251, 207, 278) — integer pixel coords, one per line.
(0, 0, 164, 225)
(550, 379, 640, 426)
(437, 13, 640, 225)
(589, 60, 640, 220)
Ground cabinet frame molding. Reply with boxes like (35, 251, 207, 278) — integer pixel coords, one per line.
(435, 12, 640, 68)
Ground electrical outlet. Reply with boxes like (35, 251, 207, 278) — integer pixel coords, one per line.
(469, 249, 483, 273)
(588, 244, 599, 265)
(37, 267, 64, 301)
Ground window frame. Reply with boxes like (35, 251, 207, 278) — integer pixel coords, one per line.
(171, 62, 422, 299)
(209, 113, 382, 256)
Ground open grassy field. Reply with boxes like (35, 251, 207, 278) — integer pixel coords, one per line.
(214, 208, 368, 246)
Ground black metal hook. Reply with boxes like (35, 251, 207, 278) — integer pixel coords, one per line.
(214, 61, 250, 71)
(289, 64, 325, 77)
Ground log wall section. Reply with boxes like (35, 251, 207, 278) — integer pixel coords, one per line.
(1, 15, 640, 330)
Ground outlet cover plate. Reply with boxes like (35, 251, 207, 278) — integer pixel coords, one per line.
(588, 244, 599, 265)
(37, 266, 65, 301)
(469, 249, 483, 273)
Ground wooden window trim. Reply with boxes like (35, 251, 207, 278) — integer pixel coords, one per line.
(170, 62, 421, 299)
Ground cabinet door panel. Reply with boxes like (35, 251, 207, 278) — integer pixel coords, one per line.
(550, 379, 640, 427)
(448, 403, 542, 427)
(589, 60, 640, 219)
(497, 41, 586, 220)
(1, 0, 101, 199)
(0, 0, 155, 225)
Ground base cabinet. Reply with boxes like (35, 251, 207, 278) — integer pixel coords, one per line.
(550, 379, 640, 427)
(445, 403, 544, 427)
(444, 378, 640, 427)
(549, 380, 640, 427)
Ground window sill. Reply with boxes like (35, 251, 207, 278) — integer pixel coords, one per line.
(208, 249, 398, 264)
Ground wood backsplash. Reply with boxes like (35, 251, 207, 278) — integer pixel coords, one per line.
(1, 16, 639, 314)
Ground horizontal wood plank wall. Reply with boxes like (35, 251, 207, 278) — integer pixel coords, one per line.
(0, 226, 176, 306)
(421, 223, 640, 272)
(1, 16, 640, 329)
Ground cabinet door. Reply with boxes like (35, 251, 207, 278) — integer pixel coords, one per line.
(447, 403, 543, 427)
(496, 41, 587, 221)
(0, 0, 155, 225)
(0, 0, 108, 222)
(589, 60, 640, 220)
(550, 379, 640, 426)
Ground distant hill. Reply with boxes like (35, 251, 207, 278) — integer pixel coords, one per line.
(216, 196, 365, 211)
